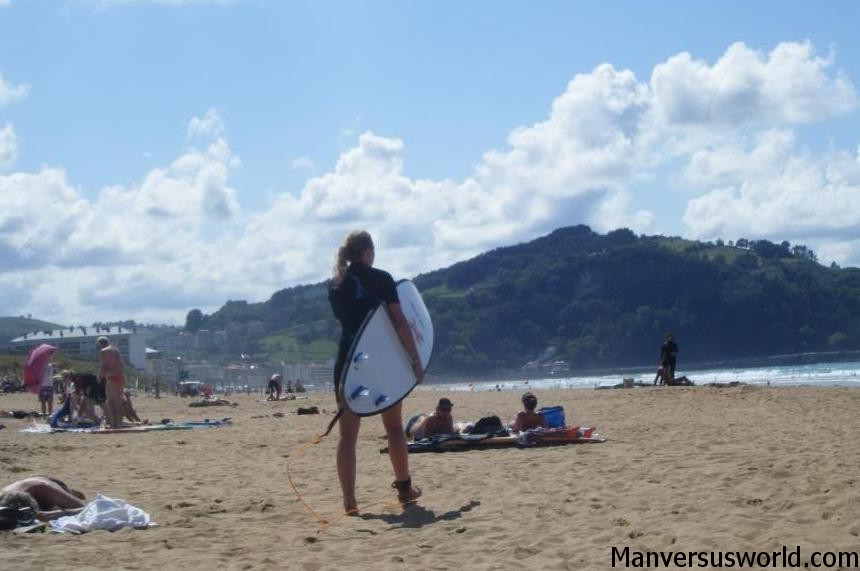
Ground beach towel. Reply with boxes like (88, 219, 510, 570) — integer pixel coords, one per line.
(49, 494, 153, 533)
(391, 426, 607, 453)
(49, 395, 72, 428)
(21, 417, 231, 434)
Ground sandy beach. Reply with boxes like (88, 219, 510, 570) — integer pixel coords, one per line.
(2, 384, 860, 570)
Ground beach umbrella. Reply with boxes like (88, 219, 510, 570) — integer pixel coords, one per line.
(24, 343, 56, 394)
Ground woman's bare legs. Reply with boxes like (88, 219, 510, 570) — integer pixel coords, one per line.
(337, 402, 418, 511)
(336, 409, 360, 511)
(383, 402, 421, 503)
(381, 402, 410, 481)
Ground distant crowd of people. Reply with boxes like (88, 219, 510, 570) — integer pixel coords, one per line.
(10, 337, 139, 430)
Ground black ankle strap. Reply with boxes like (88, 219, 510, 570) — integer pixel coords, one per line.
(391, 478, 412, 491)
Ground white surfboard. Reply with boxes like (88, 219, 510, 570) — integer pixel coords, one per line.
(340, 280, 433, 416)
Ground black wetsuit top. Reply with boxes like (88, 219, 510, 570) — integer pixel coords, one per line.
(660, 341, 678, 366)
(328, 262, 399, 392)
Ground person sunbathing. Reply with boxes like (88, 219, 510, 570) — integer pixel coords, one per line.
(0, 476, 86, 529)
(405, 398, 455, 439)
(665, 375, 694, 386)
(189, 396, 236, 407)
(510, 392, 548, 432)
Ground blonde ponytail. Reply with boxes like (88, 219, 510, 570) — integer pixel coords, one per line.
(332, 230, 374, 285)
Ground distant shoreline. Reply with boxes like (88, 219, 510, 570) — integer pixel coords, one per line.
(425, 349, 860, 385)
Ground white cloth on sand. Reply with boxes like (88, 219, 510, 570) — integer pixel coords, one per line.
(49, 494, 154, 533)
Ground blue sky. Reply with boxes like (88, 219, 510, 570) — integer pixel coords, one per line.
(1, 0, 859, 325)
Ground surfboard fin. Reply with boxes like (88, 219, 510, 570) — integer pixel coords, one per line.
(352, 352, 369, 369)
(374, 394, 389, 406)
(350, 385, 369, 400)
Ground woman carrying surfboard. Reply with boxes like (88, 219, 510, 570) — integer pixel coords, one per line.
(329, 230, 424, 512)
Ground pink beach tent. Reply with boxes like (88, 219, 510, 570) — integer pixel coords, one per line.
(24, 343, 57, 394)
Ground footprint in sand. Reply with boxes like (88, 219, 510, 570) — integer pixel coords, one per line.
(513, 546, 539, 560)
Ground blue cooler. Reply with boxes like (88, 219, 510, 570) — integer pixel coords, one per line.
(538, 405, 566, 428)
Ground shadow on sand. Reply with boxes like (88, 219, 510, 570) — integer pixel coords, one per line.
(359, 500, 481, 529)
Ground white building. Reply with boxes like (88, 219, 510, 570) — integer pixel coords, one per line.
(10, 326, 148, 370)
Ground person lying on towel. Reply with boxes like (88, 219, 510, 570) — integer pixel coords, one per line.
(405, 398, 455, 440)
(510, 392, 548, 432)
(0, 476, 86, 529)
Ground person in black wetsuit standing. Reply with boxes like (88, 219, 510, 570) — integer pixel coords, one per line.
(660, 333, 679, 384)
(328, 230, 424, 513)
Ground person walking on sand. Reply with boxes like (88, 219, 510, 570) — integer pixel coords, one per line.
(267, 374, 282, 401)
(38, 360, 55, 417)
(328, 230, 423, 513)
(98, 337, 125, 429)
(660, 333, 679, 385)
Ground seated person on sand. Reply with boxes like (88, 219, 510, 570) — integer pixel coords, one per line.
(654, 367, 694, 386)
(190, 396, 236, 407)
(0, 476, 86, 529)
(62, 370, 102, 424)
(510, 392, 548, 432)
(405, 397, 455, 440)
(665, 375, 694, 386)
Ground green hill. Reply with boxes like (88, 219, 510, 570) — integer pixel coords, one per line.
(0, 316, 65, 344)
(191, 225, 860, 373)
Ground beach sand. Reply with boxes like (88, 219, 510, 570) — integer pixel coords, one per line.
(1, 384, 860, 570)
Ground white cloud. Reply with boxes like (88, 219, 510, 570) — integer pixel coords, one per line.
(232, 41, 859, 282)
(3, 40, 860, 323)
(683, 141, 860, 245)
(0, 123, 18, 169)
(187, 108, 224, 141)
(0, 168, 91, 272)
(683, 129, 797, 189)
(0, 111, 244, 323)
(650, 41, 856, 127)
(0, 70, 29, 106)
(102, 138, 241, 222)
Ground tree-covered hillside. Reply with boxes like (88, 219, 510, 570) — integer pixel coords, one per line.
(0, 317, 65, 344)
(189, 225, 860, 373)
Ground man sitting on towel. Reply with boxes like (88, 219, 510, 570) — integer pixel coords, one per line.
(510, 392, 548, 432)
(405, 398, 455, 440)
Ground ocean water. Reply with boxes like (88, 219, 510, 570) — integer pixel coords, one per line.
(429, 360, 860, 392)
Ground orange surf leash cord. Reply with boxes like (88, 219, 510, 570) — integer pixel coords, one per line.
(285, 407, 401, 532)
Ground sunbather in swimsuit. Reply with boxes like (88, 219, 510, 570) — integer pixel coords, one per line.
(510, 392, 548, 432)
(0, 476, 86, 529)
(406, 398, 454, 439)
